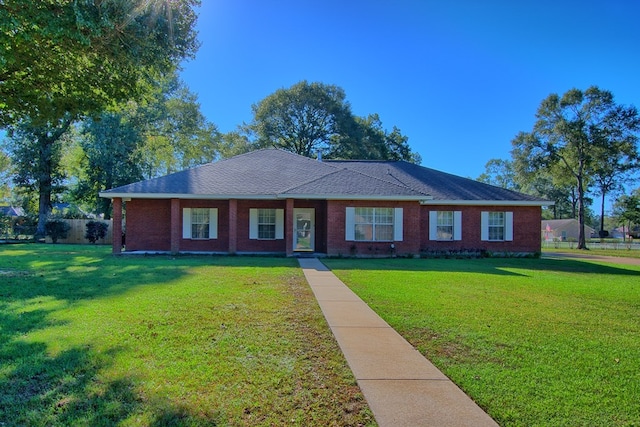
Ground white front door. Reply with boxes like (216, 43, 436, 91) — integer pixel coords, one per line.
(294, 208, 315, 251)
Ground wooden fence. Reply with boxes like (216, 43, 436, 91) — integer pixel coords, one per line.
(45, 219, 113, 245)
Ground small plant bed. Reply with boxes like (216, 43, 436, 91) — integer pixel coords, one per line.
(0, 244, 374, 426)
(324, 257, 640, 426)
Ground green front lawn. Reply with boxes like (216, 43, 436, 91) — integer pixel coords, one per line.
(0, 244, 374, 426)
(324, 257, 640, 427)
(543, 246, 640, 259)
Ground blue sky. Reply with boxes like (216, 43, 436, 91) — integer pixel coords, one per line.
(179, 0, 639, 184)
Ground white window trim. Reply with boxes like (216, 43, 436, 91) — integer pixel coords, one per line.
(481, 211, 513, 242)
(345, 207, 403, 242)
(182, 208, 218, 240)
(249, 208, 284, 240)
(429, 211, 462, 241)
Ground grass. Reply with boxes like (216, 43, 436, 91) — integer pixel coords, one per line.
(543, 246, 640, 259)
(0, 244, 375, 426)
(324, 257, 640, 427)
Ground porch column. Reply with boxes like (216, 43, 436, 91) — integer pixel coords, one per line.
(112, 197, 123, 255)
(228, 199, 237, 254)
(170, 198, 181, 254)
(285, 198, 294, 256)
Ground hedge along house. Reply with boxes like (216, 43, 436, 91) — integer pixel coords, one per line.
(99, 149, 552, 257)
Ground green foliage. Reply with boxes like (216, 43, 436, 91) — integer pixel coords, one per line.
(4, 118, 74, 236)
(84, 221, 109, 244)
(613, 189, 640, 237)
(44, 218, 70, 243)
(512, 86, 640, 248)
(71, 74, 219, 217)
(326, 257, 640, 426)
(251, 80, 351, 157)
(0, 0, 200, 126)
(250, 80, 420, 162)
(0, 148, 11, 201)
(477, 159, 519, 190)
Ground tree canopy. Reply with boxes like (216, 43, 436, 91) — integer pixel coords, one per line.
(251, 81, 350, 157)
(0, 0, 200, 126)
(511, 86, 639, 248)
(248, 80, 420, 163)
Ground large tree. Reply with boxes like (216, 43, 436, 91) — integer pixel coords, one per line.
(74, 76, 219, 217)
(0, 0, 200, 126)
(1, 0, 200, 235)
(589, 125, 639, 234)
(612, 189, 640, 241)
(251, 81, 420, 162)
(5, 118, 73, 235)
(251, 81, 352, 157)
(512, 87, 639, 249)
(477, 159, 520, 191)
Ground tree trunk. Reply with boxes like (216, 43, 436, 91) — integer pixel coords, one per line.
(33, 119, 72, 239)
(36, 185, 52, 239)
(577, 177, 587, 250)
(600, 191, 606, 234)
(35, 138, 54, 239)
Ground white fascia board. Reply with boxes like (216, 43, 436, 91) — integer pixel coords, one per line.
(99, 192, 435, 202)
(419, 199, 555, 207)
(98, 192, 279, 200)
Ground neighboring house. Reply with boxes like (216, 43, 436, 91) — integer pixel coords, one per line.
(542, 219, 595, 242)
(100, 149, 552, 257)
(0, 206, 25, 217)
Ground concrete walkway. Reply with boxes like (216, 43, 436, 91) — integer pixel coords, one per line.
(298, 258, 498, 427)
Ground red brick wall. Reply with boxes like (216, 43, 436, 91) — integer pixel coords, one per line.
(420, 205, 542, 254)
(124, 198, 542, 256)
(325, 200, 421, 257)
(236, 200, 287, 253)
(126, 199, 172, 251)
(179, 200, 229, 252)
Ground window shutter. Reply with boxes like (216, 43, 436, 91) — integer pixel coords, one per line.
(480, 211, 489, 241)
(454, 211, 462, 241)
(275, 209, 284, 239)
(394, 208, 403, 241)
(209, 208, 218, 239)
(249, 208, 258, 239)
(182, 208, 191, 239)
(429, 211, 438, 240)
(345, 207, 355, 241)
(505, 211, 513, 241)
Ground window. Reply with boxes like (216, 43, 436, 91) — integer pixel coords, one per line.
(429, 211, 462, 241)
(488, 212, 505, 241)
(437, 211, 453, 240)
(182, 208, 218, 240)
(249, 208, 284, 240)
(345, 207, 403, 242)
(481, 211, 513, 242)
(191, 208, 210, 239)
(258, 208, 276, 239)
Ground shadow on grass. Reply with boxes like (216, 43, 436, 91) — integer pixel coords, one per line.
(323, 256, 640, 277)
(0, 244, 305, 425)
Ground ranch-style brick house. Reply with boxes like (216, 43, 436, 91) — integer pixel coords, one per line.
(100, 149, 552, 257)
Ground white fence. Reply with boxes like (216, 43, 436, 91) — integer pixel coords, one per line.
(542, 240, 640, 251)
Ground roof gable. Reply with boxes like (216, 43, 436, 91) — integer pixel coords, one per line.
(326, 160, 547, 203)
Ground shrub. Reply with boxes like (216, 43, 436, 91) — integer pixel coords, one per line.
(45, 219, 70, 243)
(85, 221, 109, 244)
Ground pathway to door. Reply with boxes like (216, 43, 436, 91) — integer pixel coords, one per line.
(298, 258, 498, 427)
